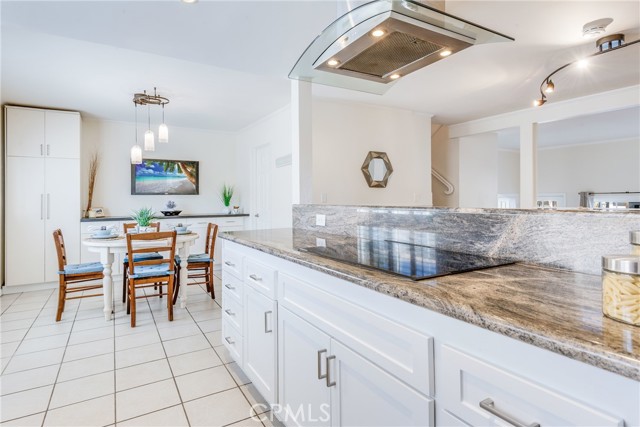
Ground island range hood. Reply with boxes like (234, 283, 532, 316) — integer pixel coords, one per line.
(289, 0, 514, 94)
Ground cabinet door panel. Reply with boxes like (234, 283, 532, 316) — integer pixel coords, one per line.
(44, 158, 80, 282)
(330, 340, 434, 427)
(278, 307, 331, 427)
(6, 107, 45, 158)
(45, 111, 80, 159)
(5, 157, 45, 285)
(244, 287, 277, 405)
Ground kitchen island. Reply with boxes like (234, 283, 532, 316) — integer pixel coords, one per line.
(219, 227, 639, 427)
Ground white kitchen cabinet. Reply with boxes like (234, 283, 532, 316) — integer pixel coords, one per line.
(244, 284, 278, 405)
(5, 106, 80, 159)
(5, 106, 81, 288)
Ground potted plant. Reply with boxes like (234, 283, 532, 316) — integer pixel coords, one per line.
(221, 184, 234, 214)
(131, 207, 156, 232)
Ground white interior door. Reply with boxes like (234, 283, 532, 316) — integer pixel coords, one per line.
(251, 144, 271, 230)
(6, 107, 45, 158)
(45, 111, 81, 159)
(44, 158, 80, 282)
(5, 157, 46, 286)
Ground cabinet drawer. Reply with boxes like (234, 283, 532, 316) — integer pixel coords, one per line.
(278, 273, 433, 396)
(244, 259, 277, 299)
(222, 247, 243, 279)
(221, 272, 243, 303)
(218, 218, 244, 227)
(222, 291, 243, 332)
(222, 318, 243, 366)
(439, 345, 623, 427)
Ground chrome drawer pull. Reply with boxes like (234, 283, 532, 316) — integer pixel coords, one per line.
(224, 284, 236, 290)
(317, 349, 327, 380)
(326, 355, 336, 387)
(249, 274, 262, 281)
(264, 311, 273, 333)
(479, 398, 540, 427)
(224, 336, 235, 345)
(224, 309, 235, 316)
(224, 261, 235, 267)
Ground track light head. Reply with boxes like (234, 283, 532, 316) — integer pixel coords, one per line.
(544, 79, 555, 93)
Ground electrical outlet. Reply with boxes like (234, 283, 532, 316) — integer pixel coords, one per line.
(316, 237, 326, 247)
(315, 214, 326, 226)
(321, 193, 328, 203)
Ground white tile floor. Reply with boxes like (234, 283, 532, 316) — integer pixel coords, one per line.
(0, 274, 284, 427)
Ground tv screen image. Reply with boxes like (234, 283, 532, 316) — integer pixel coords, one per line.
(131, 159, 199, 195)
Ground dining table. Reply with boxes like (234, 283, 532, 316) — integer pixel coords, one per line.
(82, 232, 199, 320)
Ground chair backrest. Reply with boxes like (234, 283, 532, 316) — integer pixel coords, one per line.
(204, 223, 219, 257)
(52, 229, 67, 270)
(126, 231, 177, 276)
(123, 222, 160, 233)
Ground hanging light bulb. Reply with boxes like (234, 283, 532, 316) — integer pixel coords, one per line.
(158, 104, 169, 143)
(131, 103, 143, 164)
(544, 79, 555, 93)
(144, 104, 155, 151)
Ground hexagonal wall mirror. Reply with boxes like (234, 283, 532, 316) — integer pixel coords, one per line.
(361, 151, 393, 188)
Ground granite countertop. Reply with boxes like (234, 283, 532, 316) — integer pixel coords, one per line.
(81, 213, 250, 222)
(220, 228, 640, 381)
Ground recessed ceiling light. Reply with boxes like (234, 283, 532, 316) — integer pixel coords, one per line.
(372, 29, 385, 37)
(389, 74, 401, 80)
(327, 59, 340, 67)
(439, 49, 452, 57)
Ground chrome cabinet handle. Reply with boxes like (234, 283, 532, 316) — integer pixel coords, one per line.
(326, 355, 336, 387)
(46, 194, 50, 219)
(224, 309, 235, 316)
(224, 284, 236, 290)
(46, 144, 50, 156)
(317, 349, 327, 380)
(225, 336, 235, 345)
(40, 144, 43, 156)
(264, 311, 273, 333)
(479, 398, 540, 427)
(40, 194, 44, 220)
(249, 274, 262, 281)
(224, 261, 235, 267)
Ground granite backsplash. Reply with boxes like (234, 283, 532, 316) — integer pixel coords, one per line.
(292, 205, 640, 275)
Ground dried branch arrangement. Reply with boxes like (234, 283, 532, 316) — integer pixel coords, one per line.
(85, 152, 100, 218)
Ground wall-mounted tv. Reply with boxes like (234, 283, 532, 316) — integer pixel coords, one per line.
(131, 159, 199, 195)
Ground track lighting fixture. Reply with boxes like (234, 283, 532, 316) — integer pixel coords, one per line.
(544, 79, 555, 93)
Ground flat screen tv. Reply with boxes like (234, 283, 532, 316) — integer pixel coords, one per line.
(131, 159, 199, 195)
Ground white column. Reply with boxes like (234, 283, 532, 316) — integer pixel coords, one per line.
(519, 122, 538, 209)
(291, 80, 313, 204)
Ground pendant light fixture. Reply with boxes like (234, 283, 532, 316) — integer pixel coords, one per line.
(130, 103, 143, 164)
(130, 87, 170, 161)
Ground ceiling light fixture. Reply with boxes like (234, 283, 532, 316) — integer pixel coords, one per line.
(130, 87, 170, 163)
(439, 49, 452, 57)
(532, 30, 639, 107)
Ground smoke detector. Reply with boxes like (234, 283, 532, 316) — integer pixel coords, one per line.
(582, 18, 613, 38)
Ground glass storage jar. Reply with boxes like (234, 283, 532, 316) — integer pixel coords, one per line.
(631, 231, 640, 256)
(602, 255, 640, 326)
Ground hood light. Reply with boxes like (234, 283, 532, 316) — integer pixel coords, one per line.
(440, 49, 452, 57)
(327, 59, 340, 67)
(389, 74, 401, 80)
(372, 29, 385, 37)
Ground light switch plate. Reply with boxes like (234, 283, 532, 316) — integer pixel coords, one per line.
(316, 237, 326, 247)
(315, 214, 326, 226)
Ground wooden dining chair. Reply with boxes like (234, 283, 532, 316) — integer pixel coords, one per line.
(53, 229, 104, 321)
(121, 222, 162, 303)
(126, 231, 177, 327)
(173, 223, 218, 304)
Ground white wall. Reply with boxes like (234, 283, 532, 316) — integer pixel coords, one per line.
(538, 139, 640, 207)
(431, 124, 459, 207)
(458, 133, 498, 208)
(312, 100, 432, 206)
(235, 106, 292, 229)
(81, 119, 237, 216)
(498, 150, 520, 195)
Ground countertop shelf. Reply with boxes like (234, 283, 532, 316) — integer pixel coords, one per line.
(81, 213, 250, 222)
(220, 228, 640, 381)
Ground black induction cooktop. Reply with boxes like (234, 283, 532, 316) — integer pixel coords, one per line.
(301, 239, 514, 281)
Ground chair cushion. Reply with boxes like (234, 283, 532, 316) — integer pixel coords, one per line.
(174, 254, 213, 264)
(59, 262, 103, 275)
(123, 252, 163, 263)
(129, 264, 174, 279)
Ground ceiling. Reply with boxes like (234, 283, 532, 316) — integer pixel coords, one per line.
(1, 1, 639, 131)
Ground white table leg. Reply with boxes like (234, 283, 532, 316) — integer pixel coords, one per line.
(179, 243, 191, 309)
(100, 250, 115, 321)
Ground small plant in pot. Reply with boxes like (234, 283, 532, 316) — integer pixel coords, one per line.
(220, 184, 234, 214)
(131, 207, 156, 232)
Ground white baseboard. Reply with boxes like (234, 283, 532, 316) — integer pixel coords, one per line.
(1, 282, 58, 295)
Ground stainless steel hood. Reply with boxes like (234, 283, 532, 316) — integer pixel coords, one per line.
(289, 0, 514, 94)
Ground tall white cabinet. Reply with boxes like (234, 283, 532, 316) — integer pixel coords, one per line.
(4, 106, 81, 287)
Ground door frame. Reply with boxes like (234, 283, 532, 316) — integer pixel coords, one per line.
(250, 143, 272, 230)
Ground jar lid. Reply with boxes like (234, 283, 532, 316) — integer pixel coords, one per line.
(602, 255, 640, 274)
(631, 231, 640, 245)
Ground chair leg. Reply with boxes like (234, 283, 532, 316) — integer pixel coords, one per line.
(130, 279, 136, 327)
(209, 264, 215, 299)
(56, 277, 66, 322)
(122, 262, 128, 303)
(167, 277, 174, 322)
(172, 276, 180, 305)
